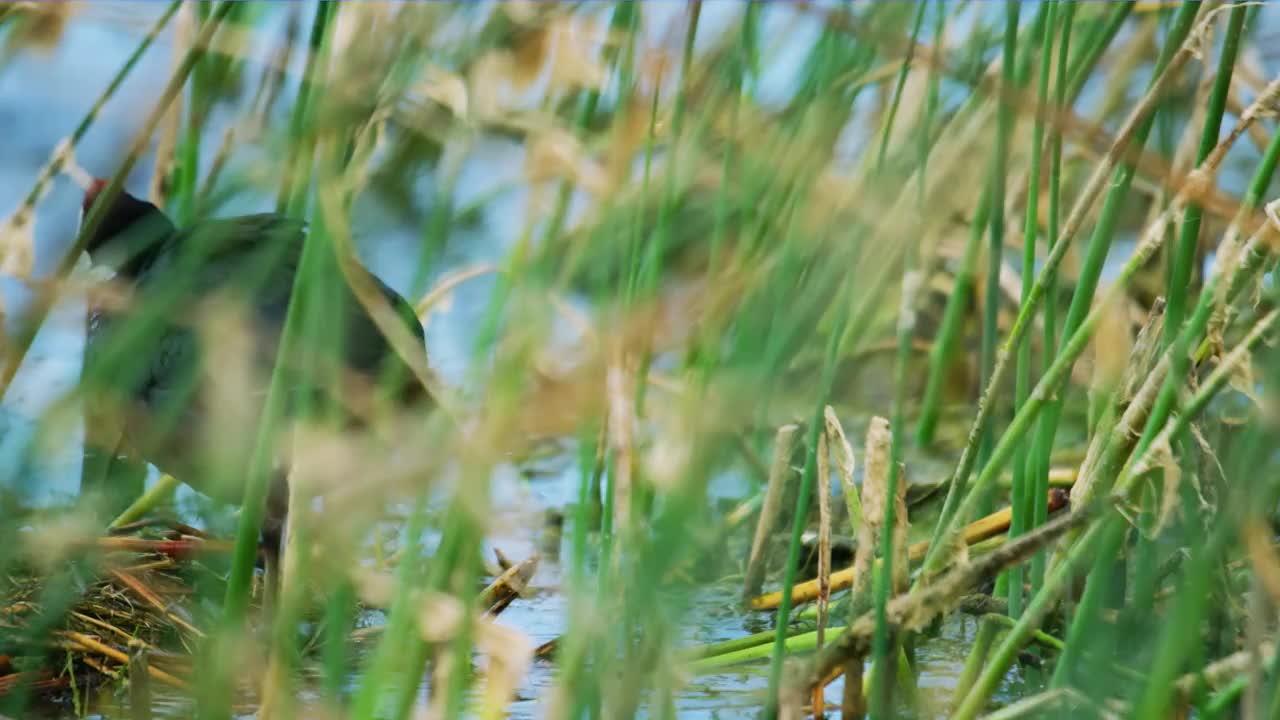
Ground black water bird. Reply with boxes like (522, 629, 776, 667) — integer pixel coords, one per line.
(78, 180, 431, 556)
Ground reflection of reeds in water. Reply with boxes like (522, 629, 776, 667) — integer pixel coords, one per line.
(4, 1, 1280, 718)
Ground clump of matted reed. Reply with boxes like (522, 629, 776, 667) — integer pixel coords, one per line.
(0, 519, 237, 707)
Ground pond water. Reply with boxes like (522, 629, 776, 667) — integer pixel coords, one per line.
(0, 3, 1159, 717)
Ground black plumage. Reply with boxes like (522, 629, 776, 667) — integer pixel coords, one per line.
(79, 181, 429, 539)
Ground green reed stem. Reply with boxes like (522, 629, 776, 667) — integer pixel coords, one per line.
(918, 0, 1046, 455)
(916, 187, 990, 445)
(277, 0, 336, 216)
(13, 1, 179, 217)
(917, 0, 1116, 447)
(1128, 319, 1280, 719)
(1164, 2, 1246, 342)
(1065, 1, 1133, 102)
(870, 214, 923, 719)
(957, 310, 1278, 716)
(766, 302, 849, 717)
(975, 1, 1020, 517)
(921, 0, 1199, 580)
(875, 0, 927, 171)
(218, 0, 334, 619)
(921, 0, 945, 190)
(0, 1, 231, 404)
(928, 193, 1172, 580)
(261, 6, 342, 705)
(386, 502, 472, 720)
(207, 155, 337, 720)
(951, 511, 1108, 720)
(1028, 0, 1074, 602)
(471, 0, 644, 378)
(542, 4, 637, 274)
(1105, 6, 1249, 685)
(1048, 509, 1127, 689)
(549, 422, 606, 718)
(634, 2, 700, 426)
(322, 579, 357, 701)
(174, 2, 210, 223)
(869, 15, 944, 706)
(348, 497, 432, 718)
(962, 297, 1274, 712)
(1035, 0, 1196, 451)
(1006, 0, 1056, 620)
(640, 0, 699, 298)
(440, 517, 483, 718)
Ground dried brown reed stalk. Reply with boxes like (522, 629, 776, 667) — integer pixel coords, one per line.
(812, 430, 832, 715)
(742, 424, 799, 601)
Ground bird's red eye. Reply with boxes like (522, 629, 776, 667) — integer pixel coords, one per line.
(83, 177, 108, 213)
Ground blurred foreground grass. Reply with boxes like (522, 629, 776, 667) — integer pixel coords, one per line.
(2, 2, 1280, 718)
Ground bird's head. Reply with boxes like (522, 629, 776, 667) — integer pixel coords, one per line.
(80, 178, 175, 272)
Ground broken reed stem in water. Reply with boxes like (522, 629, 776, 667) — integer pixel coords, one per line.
(839, 416, 891, 716)
(749, 490, 1067, 611)
(866, 412, 909, 714)
(821, 407, 862, 718)
(743, 424, 800, 601)
(794, 501, 1095, 694)
(811, 430, 832, 715)
(823, 407, 860, 534)
(852, 418, 890, 612)
(766, 277, 854, 711)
